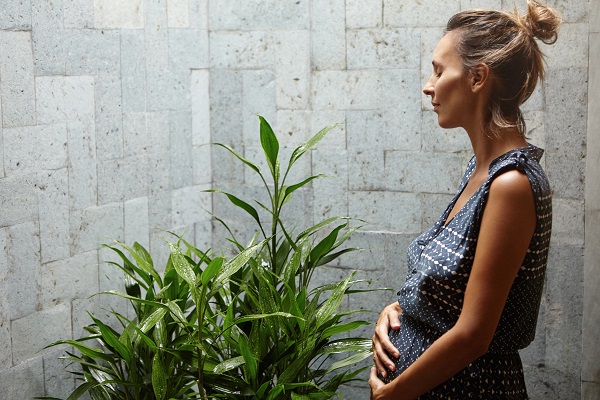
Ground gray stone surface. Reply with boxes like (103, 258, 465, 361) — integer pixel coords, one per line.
(312, 0, 346, 70)
(31, 0, 65, 76)
(121, 30, 147, 113)
(39, 168, 70, 263)
(0, 359, 44, 398)
(0, 0, 32, 30)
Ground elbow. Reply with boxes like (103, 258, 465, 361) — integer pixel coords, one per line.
(452, 327, 493, 361)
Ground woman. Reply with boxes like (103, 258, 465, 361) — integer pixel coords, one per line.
(369, 1, 560, 399)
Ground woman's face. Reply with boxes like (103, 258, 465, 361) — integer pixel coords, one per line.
(423, 31, 476, 130)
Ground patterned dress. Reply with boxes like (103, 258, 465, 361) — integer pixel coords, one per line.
(384, 145, 552, 399)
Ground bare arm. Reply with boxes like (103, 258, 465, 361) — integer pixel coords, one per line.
(370, 170, 536, 400)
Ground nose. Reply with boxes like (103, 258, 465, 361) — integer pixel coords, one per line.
(423, 79, 434, 96)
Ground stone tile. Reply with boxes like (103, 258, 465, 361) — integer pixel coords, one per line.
(312, 0, 346, 70)
(170, 111, 194, 189)
(583, 382, 600, 400)
(0, 30, 36, 127)
(583, 210, 600, 383)
(31, 0, 65, 75)
(312, 70, 383, 110)
(191, 69, 210, 146)
(0, 228, 11, 367)
(43, 348, 75, 398)
(347, 28, 420, 70)
(65, 29, 121, 75)
(385, 151, 464, 194)
(121, 29, 146, 113)
(0, 97, 3, 178)
(418, 192, 455, 230)
(383, 0, 460, 27)
(545, 23, 589, 71)
(208, 0, 309, 30)
(63, 0, 94, 28)
(0, 359, 44, 399)
(545, 242, 584, 374)
(167, 0, 189, 27)
(209, 31, 274, 69)
(552, 198, 584, 245)
(593, 0, 600, 33)
(35, 75, 94, 124)
(545, 150, 585, 200)
(588, 33, 600, 209)
(6, 222, 41, 320)
(310, 110, 347, 149)
(0, 0, 32, 29)
(123, 112, 148, 157)
(461, 0, 501, 9)
(344, 231, 387, 271)
(3, 123, 68, 177)
(242, 71, 277, 147)
(313, 148, 349, 221)
(144, 0, 169, 71)
(0, 174, 39, 227)
(147, 111, 171, 154)
(172, 184, 213, 227)
(274, 109, 312, 150)
(384, 232, 419, 274)
(524, 364, 581, 400)
(543, 0, 590, 23)
(146, 69, 191, 111)
(188, 0, 208, 30)
(70, 202, 124, 254)
(67, 119, 98, 209)
(95, 74, 123, 160)
(347, 109, 420, 151)
(193, 143, 212, 185)
(62, 75, 98, 122)
(348, 148, 386, 191)
(148, 152, 172, 226)
(348, 191, 421, 233)
(39, 169, 70, 263)
(274, 30, 311, 109)
(168, 28, 209, 70)
(41, 251, 99, 306)
(97, 155, 148, 204)
(12, 304, 71, 364)
(421, 111, 470, 152)
(209, 68, 243, 151)
(346, 0, 382, 29)
(94, 0, 144, 28)
(124, 197, 150, 248)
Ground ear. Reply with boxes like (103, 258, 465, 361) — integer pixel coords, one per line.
(469, 63, 491, 93)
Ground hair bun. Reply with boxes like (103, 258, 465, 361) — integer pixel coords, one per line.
(522, 0, 561, 44)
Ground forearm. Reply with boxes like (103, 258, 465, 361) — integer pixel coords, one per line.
(374, 326, 486, 400)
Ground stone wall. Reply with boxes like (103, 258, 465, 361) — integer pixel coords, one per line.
(0, 0, 592, 399)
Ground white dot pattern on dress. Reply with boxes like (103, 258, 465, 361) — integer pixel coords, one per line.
(383, 145, 552, 399)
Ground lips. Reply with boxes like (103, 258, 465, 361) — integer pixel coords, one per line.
(432, 102, 440, 111)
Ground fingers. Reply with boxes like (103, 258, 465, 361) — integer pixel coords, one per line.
(368, 366, 385, 399)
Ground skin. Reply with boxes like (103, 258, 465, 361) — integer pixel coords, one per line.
(368, 31, 537, 400)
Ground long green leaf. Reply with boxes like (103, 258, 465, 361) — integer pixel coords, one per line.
(167, 241, 197, 288)
(206, 190, 261, 226)
(213, 238, 266, 288)
(324, 351, 372, 374)
(315, 271, 356, 327)
(201, 256, 224, 286)
(319, 338, 372, 354)
(152, 352, 167, 400)
(213, 356, 246, 374)
(89, 314, 132, 364)
(214, 142, 262, 175)
(321, 320, 371, 339)
(288, 123, 341, 168)
(259, 115, 279, 177)
(283, 174, 325, 200)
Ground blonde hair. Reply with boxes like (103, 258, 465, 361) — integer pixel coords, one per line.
(445, 0, 561, 137)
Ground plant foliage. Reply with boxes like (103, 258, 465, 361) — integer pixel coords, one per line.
(41, 116, 374, 400)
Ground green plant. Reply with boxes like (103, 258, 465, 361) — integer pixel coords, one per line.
(40, 116, 375, 400)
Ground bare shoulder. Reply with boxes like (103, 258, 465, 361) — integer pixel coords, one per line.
(488, 170, 533, 203)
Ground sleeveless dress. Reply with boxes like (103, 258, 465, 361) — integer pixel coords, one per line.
(383, 145, 552, 399)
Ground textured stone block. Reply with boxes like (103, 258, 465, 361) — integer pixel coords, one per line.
(347, 110, 420, 151)
(310, 110, 347, 149)
(349, 191, 421, 233)
(421, 111, 470, 152)
(94, 0, 143, 28)
(0, 0, 32, 29)
(313, 148, 349, 221)
(41, 251, 99, 306)
(64, 0, 94, 28)
(0, 228, 10, 367)
(583, 382, 600, 400)
(123, 112, 148, 157)
(344, 231, 387, 271)
(274, 30, 311, 109)
(5, 222, 40, 320)
(347, 28, 420, 70)
(170, 110, 194, 189)
(36, 75, 95, 124)
(0, 174, 39, 227)
(461, 0, 501, 10)
(67, 119, 98, 209)
(419, 193, 455, 230)
(384, 232, 418, 276)
(0, 98, 3, 178)
(383, 0, 460, 27)
(70, 202, 124, 254)
(97, 155, 148, 204)
(546, 23, 589, 69)
(543, 0, 590, 23)
(524, 364, 580, 400)
(65, 29, 121, 75)
(348, 148, 386, 191)
(35, 76, 65, 124)
(274, 109, 312, 150)
(191, 69, 210, 146)
(0, 30, 35, 127)
(193, 143, 212, 185)
(146, 69, 190, 111)
(31, 0, 65, 75)
(43, 349, 75, 399)
(584, 210, 600, 383)
(312, 70, 384, 110)
(545, 150, 585, 200)
(121, 29, 147, 113)
(3, 123, 68, 177)
(147, 111, 171, 154)
(172, 184, 212, 227)
(125, 197, 150, 248)
(188, 0, 208, 29)
(552, 198, 584, 245)
(148, 152, 172, 225)
(385, 151, 463, 194)
(169, 28, 209, 70)
(208, 0, 309, 30)
(12, 304, 71, 364)
(209, 31, 274, 69)
(0, 359, 44, 398)
(346, 0, 382, 28)
(312, 0, 345, 70)
(39, 168, 70, 263)
(593, 0, 600, 33)
(95, 74, 123, 160)
(242, 71, 277, 146)
(167, 0, 189, 27)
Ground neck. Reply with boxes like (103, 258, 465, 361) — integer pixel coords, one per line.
(465, 125, 528, 172)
